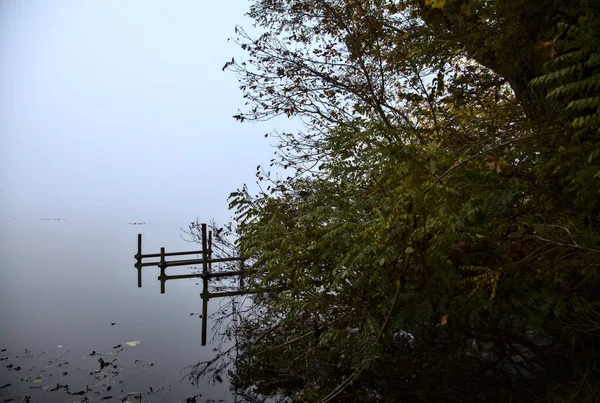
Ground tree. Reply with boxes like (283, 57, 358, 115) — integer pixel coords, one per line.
(199, 1, 600, 401)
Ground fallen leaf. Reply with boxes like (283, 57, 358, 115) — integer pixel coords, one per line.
(125, 341, 141, 347)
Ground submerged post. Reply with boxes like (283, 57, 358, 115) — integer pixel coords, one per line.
(201, 223, 208, 346)
(159, 247, 166, 294)
(136, 234, 142, 288)
(240, 259, 245, 290)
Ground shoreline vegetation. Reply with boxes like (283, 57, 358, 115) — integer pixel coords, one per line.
(193, 0, 600, 401)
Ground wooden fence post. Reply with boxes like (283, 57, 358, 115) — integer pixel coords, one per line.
(159, 247, 166, 294)
(208, 229, 212, 272)
(240, 258, 245, 290)
(136, 234, 142, 288)
(201, 224, 209, 346)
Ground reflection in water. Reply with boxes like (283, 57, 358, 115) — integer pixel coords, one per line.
(176, 223, 301, 403)
(134, 223, 248, 346)
(0, 217, 235, 403)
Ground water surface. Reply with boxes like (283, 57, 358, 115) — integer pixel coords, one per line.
(0, 215, 232, 402)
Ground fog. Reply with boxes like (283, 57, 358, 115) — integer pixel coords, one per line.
(0, 1, 292, 401)
(0, 0, 288, 225)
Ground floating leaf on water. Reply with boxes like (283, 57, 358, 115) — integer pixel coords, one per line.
(124, 341, 141, 347)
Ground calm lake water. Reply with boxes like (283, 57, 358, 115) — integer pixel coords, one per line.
(0, 214, 234, 402)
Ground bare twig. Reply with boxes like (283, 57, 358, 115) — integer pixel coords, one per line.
(524, 235, 600, 254)
(320, 366, 366, 403)
(428, 135, 534, 190)
(44, 349, 70, 369)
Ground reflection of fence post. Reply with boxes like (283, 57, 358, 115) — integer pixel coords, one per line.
(136, 234, 142, 288)
(201, 223, 209, 346)
(133, 225, 249, 346)
(159, 247, 166, 294)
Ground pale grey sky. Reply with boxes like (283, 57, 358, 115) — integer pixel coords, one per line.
(0, 0, 291, 225)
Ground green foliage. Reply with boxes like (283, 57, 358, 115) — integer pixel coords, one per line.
(201, 1, 600, 401)
(532, 7, 600, 132)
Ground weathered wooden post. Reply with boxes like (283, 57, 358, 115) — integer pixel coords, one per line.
(159, 247, 166, 294)
(208, 230, 213, 273)
(240, 258, 245, 291)
(201, 223, 209, 346)
(135, 234, 142, 288)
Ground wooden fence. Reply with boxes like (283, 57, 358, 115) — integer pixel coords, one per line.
(134, 223, 250, 345)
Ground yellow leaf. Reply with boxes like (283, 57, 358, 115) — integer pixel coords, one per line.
(426, 0, 447, 8)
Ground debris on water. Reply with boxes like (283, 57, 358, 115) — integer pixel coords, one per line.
(22, 376, 43, 383)
(112, 344, 122, 349)
(124, 341, 141, 347)
(121, 392, 142, 401)
(111, 323, 116, 326)
(2, 346, 174, 402)
(98, 358, 116, 370)
(50, 383, 69, 392)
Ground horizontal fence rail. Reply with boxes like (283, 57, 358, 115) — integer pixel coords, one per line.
(133, 224, 255, 345)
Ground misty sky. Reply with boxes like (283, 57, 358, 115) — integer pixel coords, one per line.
(0, 0, 292, 225)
